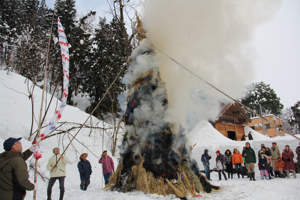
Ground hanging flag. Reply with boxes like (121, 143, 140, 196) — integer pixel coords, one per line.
(32, 17, 70, 159)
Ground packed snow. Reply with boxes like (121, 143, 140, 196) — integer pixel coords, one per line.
(1, 69, 300, 199)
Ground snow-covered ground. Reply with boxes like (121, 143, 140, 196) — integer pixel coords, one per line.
(1, 69, 300, 200)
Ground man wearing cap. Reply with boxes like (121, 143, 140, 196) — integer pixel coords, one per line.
(242, 142, 257, 181)
(99, 150, 114, 185)
(270, 142, 281, 177)
(46, 147, 69, 200)
(0, 137, 36, 200)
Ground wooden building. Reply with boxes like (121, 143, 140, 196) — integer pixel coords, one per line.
(247, 114, 285, 137)
(213, 103, 251, 141)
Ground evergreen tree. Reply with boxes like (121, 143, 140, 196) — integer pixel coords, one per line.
(0, 0, 22, 66)
(240, 82, 283, 117)
(12, 0, 52, 83)
(84, 17, 129, 118)
(280, 107, 298, 134)
(51, 0, 95, 105)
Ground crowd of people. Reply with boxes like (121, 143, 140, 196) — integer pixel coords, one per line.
(0, 137, 115, 200)
(201, 142, 300, 181)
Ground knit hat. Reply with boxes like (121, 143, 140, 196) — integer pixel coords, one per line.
(216, 150, 220, 154)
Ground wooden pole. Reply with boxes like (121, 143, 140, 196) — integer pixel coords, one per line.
(33, 11, 55, 200)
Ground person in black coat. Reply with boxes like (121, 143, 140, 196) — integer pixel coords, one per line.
(248, 132, 253, 140)
(78, 153, 92, 190)
(201, 149, 212, 180)
(224, 149, 233, 179)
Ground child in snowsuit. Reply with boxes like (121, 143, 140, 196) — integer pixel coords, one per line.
(259, 152, 269, 180)
(275, 157, 284, 177)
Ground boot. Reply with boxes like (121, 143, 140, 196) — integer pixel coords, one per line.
(287, 170, 290, 178)
(252, 173, 256, 181)
(83, 186, 87, 191)
(241, 172, 244, 178)
(223, 172, 227, 180)
(293, 170, 297, 178)
(80, 185, 84, 190)
(249, 173, 252, 181)
(270, 167, 274, 176)
(238, 172, 240, 178)
(59, 190, 65, 200)
(218, 171, 222, 180)
(231, 173, 233, 179)
(261, 176, 264, 180)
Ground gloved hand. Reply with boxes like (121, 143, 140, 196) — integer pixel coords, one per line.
(287, 158, 291, 162)
(30, 144, 38, 152)
(34, 183, 38, 190)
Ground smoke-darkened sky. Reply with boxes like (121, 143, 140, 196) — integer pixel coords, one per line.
(46, 0, 300, 109)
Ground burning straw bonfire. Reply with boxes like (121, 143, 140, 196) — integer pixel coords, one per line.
(105, 32, 220, 197)
(105, 16, 219, 197)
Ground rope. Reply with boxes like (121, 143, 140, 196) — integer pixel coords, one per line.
(150, 43, 300, 141)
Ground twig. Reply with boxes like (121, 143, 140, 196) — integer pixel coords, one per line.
(67, 132, 99, 158)
(29, 166, 49, 181)
(1, 82, 28, 96)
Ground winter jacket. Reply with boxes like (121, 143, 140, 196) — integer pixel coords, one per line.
(258, 157, 268, 170)
(265, 149, 272, 157)
(242, 146, 256, 163)
(270, 146, 281, 160)
(78, 159, 92, 180)
(216, 154, 225, 170)
(248, 133, 253, 140)
(232, 152, 243, 165)
(216, 154, 225, 166)
(282, 149, 295, 170)
(296, 146, 300, 165)
(201, 149, 211, 166)
(276, 159, 284, 170)
(99, 156, 114, 174)
(224, 154, 232, 164)
(0, 149, 34, 200)
(46, 154, 69, 178)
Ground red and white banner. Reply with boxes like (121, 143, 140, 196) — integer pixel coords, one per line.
(32, 18, 70, 159)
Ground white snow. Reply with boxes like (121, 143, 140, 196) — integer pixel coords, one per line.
(1, 69, 300, 200)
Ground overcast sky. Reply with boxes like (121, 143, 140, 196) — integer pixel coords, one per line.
(46, 0, 300, 109)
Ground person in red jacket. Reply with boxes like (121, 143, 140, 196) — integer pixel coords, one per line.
(282, 145, 297, 179)
(99, 150, 115, 185)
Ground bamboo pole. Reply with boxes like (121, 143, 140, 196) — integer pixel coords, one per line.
(33, 11, 55, 200)
(151, 43, 300, 141)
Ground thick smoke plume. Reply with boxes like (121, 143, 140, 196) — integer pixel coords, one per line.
(143, 0, 281, 132)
